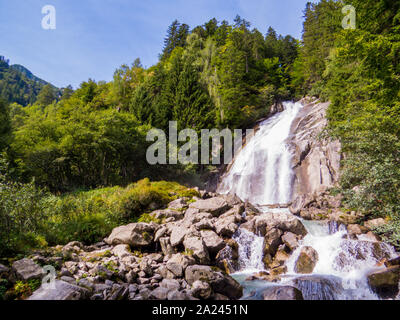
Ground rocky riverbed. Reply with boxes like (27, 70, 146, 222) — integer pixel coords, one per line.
(1, 189, 399, 300)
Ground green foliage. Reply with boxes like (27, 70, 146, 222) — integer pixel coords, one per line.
(295, 0, 400, 245)
(0, 56, 58, 106)
(13, 279, 41, 299)
(0, 158, 49, 256)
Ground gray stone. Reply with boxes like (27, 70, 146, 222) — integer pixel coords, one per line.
(12, 258, 44, 281)
(367, 266, 400, 299)
(105, 223, 155, 247)
(183, 235, 210, 265)
(28, 280, 89, 300)
(261, 286, 304, 300)
(150, 286, 169, 300)
(160, 279, 181, 291)
(200, 230, 225, 254)
(295, 246, 319, 274)
(185, 265, 242, 299)
(282, 232, 300, 251)
(191, 280, 212, 299)
(189, 197, 231, 217)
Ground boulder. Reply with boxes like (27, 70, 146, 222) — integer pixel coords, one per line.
(185, 265, 242, 299)
(200, 230, 225, 254)
(151, 209, 184, 221)
(183, 235, 210, 265)
(294, 246, 319, 274)
(215, 215, 239, 237)
(261, 286, 303, 300)
(292, 275, 343, 300)
(254, 212, 307, 237)
(191, 280, 212, 299)
(167, 253, 196, 271)
(281, 232, 300, 251)
(367, 266, 400, 299)
(150, 287, 169, 300)
(347, 224, 368, 237)
(160, 279, 181, 291)
(168, 198, 188, 210)
(105, 223, 155, 247)
(263, 229, 283, 256)
(28, 280, 89, 300)
(170, 225, 190, 247)
(12, 258, 44, 281)
(364, 218, 387, 230)
(189, 197, 231, 217)
(159, 237, 176, 256)
(111, 244, 132, 260)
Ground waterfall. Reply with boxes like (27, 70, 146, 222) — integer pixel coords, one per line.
(219, 101, 399, 300)
(233, 228, 265, 273)
(218, 101, 303, 205)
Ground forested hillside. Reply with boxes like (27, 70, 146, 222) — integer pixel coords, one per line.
(0, 16, 300, 257)
(0, 56, 60, 106)
(293, 0, 400, 246)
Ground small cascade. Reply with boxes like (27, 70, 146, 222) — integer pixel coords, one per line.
(233, 228, 265, 273)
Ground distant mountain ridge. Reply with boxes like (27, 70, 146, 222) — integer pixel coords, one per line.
(0, 56, 58, 106)
(10, 64, 49, 86)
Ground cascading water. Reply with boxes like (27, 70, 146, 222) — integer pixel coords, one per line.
(218, 101, 303, 206)
(218, 101, 399, 300)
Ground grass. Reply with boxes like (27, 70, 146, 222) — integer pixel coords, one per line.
(0, 178, 199, 258)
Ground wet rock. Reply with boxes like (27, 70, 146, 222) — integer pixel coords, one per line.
(254, 212, 307, 237)
(261, 286, 303, 300)
(367, 266, 400, 299)
(215, 245, 239, 274)
(191, 280, 212, 299)
(200, 230, 225, 254)
(189, 197, 231, 217)
(292, 275, 343, 300)
(270, 246, 291, 269)
(290, 101, 341, 200)
(28, 280, 89, 300)
(246, 271, 281, 283)
(347, 224, 368, 237)
(385, 257, 400, 268)
(12, 258, 44, 281)
(281, 232, 300, 251)
(105, 223, 155, 247)
(263, 229, 283, 256)
(294, 246, 319, 274)
(270, 266, 288, 276)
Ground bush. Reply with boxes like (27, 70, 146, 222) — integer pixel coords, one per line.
(0, 164, 49, 256)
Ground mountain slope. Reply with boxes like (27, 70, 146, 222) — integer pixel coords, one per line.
(0, 56, 58, 106)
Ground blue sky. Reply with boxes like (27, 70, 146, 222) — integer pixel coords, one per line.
(0, 0, 312, 88)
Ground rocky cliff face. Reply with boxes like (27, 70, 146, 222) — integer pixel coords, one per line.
(289, 98, 341, 201)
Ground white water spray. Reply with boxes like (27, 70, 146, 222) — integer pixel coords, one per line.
(218, 101, 302, 205)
